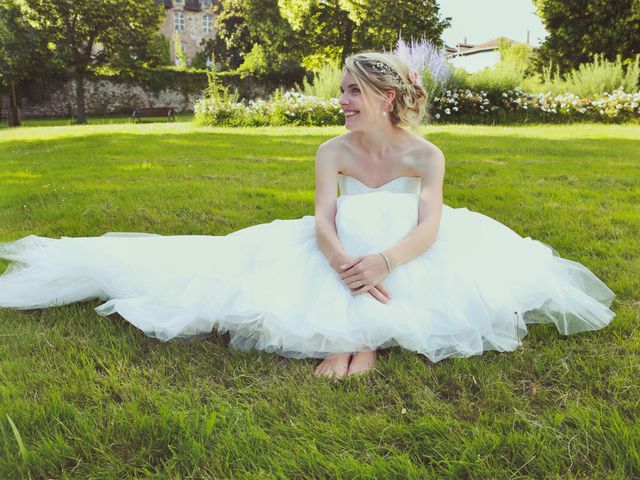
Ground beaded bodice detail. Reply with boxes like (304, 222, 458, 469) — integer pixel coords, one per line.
(337, 173, 421, 196)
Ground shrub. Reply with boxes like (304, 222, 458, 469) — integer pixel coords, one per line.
(267, 90, 342, 126)
(173, 32, 187, 67)
(194, 90, 343, 127)
(394, 36, 452, 121)
(432, 88, 640, 124)
(238, 44, 269, 78)
(300, 61, 343, 101)
(520, 54, 640, 97)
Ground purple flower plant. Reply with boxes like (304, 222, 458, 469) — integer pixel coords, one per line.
(393, 35, 451, 84)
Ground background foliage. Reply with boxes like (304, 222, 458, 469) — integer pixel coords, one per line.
(532, 0, 640, 73)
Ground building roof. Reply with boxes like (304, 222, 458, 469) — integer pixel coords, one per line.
(446, 37, 531, 58)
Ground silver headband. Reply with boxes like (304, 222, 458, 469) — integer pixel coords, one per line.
(369, 61, 402, 82)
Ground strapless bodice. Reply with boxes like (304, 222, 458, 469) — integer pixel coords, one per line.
(337, 173, 421, 196)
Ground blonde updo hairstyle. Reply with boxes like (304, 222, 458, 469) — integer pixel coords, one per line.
(343, 51, 428, 130)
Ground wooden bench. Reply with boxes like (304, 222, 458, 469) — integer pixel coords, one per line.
(132, 107, 176, 123)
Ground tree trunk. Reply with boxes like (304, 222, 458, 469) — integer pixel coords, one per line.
(8, 80, 21, 127)
(341, 14, 355, 64)
(75, 72, 87, 124)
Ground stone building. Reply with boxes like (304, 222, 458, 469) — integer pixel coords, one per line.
(158, 0, 218, 66)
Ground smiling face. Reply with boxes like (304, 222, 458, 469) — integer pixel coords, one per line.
(339, 71, 395, 132)
(339, 72, 366, 130)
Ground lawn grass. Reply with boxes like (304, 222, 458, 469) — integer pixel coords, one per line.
(0, 122, 638, 478)
(0, 112, 194, 129)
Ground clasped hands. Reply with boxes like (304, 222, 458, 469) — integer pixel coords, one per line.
(337, 253, 392, 304)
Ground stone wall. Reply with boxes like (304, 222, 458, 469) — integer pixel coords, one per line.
(1, 78, 202, 119)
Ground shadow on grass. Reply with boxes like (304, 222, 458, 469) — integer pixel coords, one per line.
(2, 127, 639, 161)
(0, 114, 195, 129)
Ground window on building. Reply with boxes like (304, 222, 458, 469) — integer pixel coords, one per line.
(203, 14, 212, 33)
(174, 11, 185, 31)
(203, 0, 211, 6)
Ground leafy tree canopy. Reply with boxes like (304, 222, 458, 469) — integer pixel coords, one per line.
(213, 0, 449, 72)
(18, 0, 165, 122)
(278, 0, 450, 69)
(213, 0, 301, 72)
(0, 0, 51, 89)
(533, 0, 640, 72)
(21, 0, 165, 75)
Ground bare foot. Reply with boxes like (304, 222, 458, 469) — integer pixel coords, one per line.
(347, 350, 376, 376)
(314, 353, 351, 379)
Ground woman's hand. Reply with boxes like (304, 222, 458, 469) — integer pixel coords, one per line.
(339, 254, 392, 304)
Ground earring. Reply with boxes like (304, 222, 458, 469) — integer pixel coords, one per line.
(382, 111, 387, 116)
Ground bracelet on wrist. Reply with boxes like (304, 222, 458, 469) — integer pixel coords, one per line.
(379, 251, 392, 273)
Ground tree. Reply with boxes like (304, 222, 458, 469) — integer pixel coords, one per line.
(174, 31, 187, 67)
(278, 0, 450, 69)
(213, 0, 301, 72)
(533, 0, 640, 72)
(0, 0, 51, 126)
(21, 0, 164, 124)
(210, 0, 252, 70)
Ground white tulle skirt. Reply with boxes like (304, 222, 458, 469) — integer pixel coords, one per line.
(0, 191, 615, 362)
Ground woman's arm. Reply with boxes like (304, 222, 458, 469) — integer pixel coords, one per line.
(340, 144, 445, 297)
(315, 142, 393, 304)
(383, 144, 445, 269)
(314, 142, 349, 270)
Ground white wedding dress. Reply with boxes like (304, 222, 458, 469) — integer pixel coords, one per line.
(0, 174, 615, 362)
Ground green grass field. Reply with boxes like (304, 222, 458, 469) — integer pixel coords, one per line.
(0, 122, 638, 478)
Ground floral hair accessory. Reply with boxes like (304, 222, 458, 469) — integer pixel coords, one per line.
(370, 61, 402, 82)
(409, 70, 422, 87)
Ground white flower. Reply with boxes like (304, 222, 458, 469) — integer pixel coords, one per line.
(435, 113, 441, 119)
(444, 108, 451, 115)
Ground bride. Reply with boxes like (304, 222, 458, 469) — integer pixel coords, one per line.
(0, 52, 615, 379)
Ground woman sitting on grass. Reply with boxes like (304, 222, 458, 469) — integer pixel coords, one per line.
(0, 52, 615, 379)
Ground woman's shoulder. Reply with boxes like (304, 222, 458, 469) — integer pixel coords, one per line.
(315, 133, 357, 170)
(405, 133, 444, 164)
(401, 133, 445, 178)
(317, 132, 356, 154)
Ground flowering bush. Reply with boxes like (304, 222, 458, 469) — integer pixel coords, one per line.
(394, 36, 451, 117)
(265, 91, 343, 126)
(194, 91, 343, 127)
(431, 88, 640, 123)
(194, 86, 639, 127)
